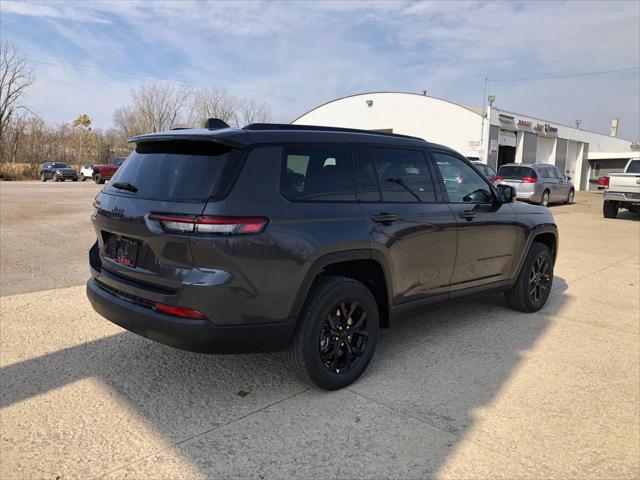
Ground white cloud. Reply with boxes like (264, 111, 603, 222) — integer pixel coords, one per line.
(1, 0, 112, 23)
(3, 0, 639, 138)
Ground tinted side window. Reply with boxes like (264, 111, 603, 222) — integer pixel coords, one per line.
(354, 147, 381, 202)
(369, 147, 435, 202)
(432, 151, 493, 203)
(547, 167, 560, 179)
(282, 145, 355, 201)
(539, 168, 550, 179)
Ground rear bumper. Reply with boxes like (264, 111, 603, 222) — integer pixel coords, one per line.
(514, 191, 539, 201)
(603, 191, 640, 205)
(87, 277, 296, 353)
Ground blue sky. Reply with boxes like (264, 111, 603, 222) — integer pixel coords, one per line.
(1, 0, 639, 139)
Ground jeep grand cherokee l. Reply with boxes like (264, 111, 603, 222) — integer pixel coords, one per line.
(87, 122, 558, 390)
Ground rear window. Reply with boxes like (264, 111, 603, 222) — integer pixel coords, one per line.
(105, 141, 242, 201)
(627, 160, 640, 174)
(497, 166, 537, 179)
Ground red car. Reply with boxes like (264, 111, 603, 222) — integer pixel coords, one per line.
(93, 157, 126, 184)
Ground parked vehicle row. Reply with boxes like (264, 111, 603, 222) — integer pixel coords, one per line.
(87, 121, 558, 391)
(39, 158, 126, 184)
(602, 158, 640, 218)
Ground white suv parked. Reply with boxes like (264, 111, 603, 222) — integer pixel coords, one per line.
(79, 164, 93, 182)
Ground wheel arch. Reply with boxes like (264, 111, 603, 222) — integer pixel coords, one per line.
(512, 225, 559, 282)
(289, 250, 393, 328)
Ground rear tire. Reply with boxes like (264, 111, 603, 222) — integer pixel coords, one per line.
(603, 200, 618, 218)
(505, 242, 554, 313)
(540, 190, 550, 207)
(286, 275, 379, 390)
(94, 174, 104, 184)
(80, 173, 85, 181)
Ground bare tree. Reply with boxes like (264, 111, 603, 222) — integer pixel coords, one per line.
(188, 88, 238, 128)
(5, 112, 28, 163)
(0, 42, 35, 155)
(232, 98, 272, 127)
(113, 82, 191, 137)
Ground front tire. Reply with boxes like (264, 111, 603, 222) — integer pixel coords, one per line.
(566, 189, 574, 204)
(41, 173, 46, 182)
(286, 276, 379, 390)
(505, 242, 554, 313)
(80, 173, 85, 181)
(603, 200, 618, 218)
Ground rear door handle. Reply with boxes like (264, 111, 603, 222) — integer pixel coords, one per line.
(458, 211, 476, 221)
(371, 213, 398, 224)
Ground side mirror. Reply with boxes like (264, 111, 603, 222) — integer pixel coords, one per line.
(566, 176, 572, 181)
(496, 184, 516, 203)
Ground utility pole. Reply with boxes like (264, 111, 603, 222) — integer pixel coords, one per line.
(479, 78, 488, 162)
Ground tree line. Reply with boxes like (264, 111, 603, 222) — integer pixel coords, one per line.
(0, 42, 272, 175)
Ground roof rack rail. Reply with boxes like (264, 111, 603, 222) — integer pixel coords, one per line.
(243, 123, 425, 141)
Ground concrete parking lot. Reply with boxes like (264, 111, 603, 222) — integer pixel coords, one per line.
(1, 181, 639, 479)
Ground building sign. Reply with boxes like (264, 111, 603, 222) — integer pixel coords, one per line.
(490, 139, 498, 152)
(517, 119, 532, 129)
(468, 140, 481, 149)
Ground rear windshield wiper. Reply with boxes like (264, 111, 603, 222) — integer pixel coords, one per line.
(111, 182, 138, 193)
(387, 178, 421, 201)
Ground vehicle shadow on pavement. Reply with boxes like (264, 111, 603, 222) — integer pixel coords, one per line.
(1, 278, 569, 478)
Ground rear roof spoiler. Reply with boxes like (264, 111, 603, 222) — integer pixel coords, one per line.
(127, 130, 251, 150)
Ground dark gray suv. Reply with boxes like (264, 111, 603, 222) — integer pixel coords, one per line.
(87, 122, 559, 390)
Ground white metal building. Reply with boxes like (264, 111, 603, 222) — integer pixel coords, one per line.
(293, 92, 638, 191)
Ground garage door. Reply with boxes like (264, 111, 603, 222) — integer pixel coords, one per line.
(536, 136, 555, 164)
(499, 129, 516, 147)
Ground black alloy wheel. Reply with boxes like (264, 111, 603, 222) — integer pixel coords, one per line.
(505, 242, 553, 312)
(528, 255, 551, 303)
(319, 301, 369, 374)
(287, 275, 379, 390)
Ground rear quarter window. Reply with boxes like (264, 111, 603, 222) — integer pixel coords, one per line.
(105, 141, 243, 201)
(281, 145, 355, 202)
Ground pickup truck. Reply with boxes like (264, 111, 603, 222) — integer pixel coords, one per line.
(603, 158, 640, 218)
(92, 157, 126, 184)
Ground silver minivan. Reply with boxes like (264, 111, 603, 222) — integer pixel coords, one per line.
(495, 163, 574, 207)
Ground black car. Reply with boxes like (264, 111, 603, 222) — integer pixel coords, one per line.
(87, 122, 558, 390)
(40, 162, 78, 182)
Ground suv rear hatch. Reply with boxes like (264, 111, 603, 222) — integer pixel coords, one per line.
(495, 166, 538, 184)
(92, 138, 246, 291)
